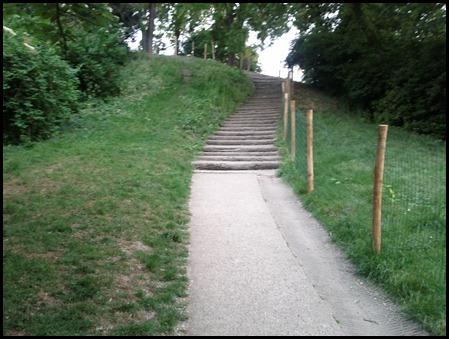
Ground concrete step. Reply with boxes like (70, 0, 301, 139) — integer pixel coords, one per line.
(231, 114, 279, 118)
(237, 106, 280, 109)
(225, 120, 277, 125)
(206, 139, 275, 146)
(226, 117, 278, 121)
(203, 145, 277, 152)
(194, 160, 279, 170)
(223, 120, 277, 125)
(229, 113, 279, 117)
(222, 124, 277, 128)
(198, 155, 281, 162)
(201, 151, 279, 157)
(210, 132, 276, 140)
(225, 121, 277, 125)
(209, 135, 276, 140)
(218, 128, 277, 132)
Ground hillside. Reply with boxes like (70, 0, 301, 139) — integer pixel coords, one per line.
(3, 54, 252, 336)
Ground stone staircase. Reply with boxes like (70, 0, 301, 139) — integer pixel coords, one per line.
(194, 73, 282, 170)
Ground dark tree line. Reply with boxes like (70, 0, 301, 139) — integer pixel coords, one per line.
(286, 3, 446, 138)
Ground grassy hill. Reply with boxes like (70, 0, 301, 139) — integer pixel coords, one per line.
(3, 54, 252, 336)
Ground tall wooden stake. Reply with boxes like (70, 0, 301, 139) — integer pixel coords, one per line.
(204, 43, 207, 59)
(307, 109, 314, 193)
(372, 124, 389, 254)
(211, 41, 215, 60)
(283, 93, 289, 139)
(290, 100, 296, 160)
(191, 40, 195, 56)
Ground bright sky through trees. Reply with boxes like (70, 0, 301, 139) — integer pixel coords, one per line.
(126, 26, 303, 81)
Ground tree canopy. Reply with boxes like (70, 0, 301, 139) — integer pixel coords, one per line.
(286, 3, 446, 137)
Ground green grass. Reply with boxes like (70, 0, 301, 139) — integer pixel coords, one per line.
(3, 54, 252, 336)
(278, 83, 446, 336)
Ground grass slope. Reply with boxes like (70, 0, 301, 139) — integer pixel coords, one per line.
(278, 83, 446, 336)
(3, 54, 252, 336)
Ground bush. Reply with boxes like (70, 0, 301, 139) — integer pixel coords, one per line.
(3, 27, 80, 144)
(65, 27, 128, 99)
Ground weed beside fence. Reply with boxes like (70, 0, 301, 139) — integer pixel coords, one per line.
(279, 76, 446, 335)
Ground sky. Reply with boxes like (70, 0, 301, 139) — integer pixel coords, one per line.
(126, 25, 303, 82)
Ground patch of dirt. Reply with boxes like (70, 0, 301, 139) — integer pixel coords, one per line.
(3, 178, 30, 199)
(117, 239, 152, 257)
(6, 331, 27, 336)
(3, 176, 61, 199)
(36, 289, 60, 307)
(99, 239, 156, 325)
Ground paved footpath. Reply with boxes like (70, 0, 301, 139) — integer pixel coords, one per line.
(185, 170, 427, 336)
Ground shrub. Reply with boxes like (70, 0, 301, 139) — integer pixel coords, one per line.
(65, 27, 128, 99)
(3, 27, 80, 144)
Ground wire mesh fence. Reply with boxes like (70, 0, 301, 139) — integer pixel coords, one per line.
(382, 133, 446, 288)
(281, 78, 446, 332)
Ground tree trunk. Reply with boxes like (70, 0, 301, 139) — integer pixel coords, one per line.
(174, 35, 178, 55)
(147, 3, 157, 57)
(142, 29, 149, 52)
(174, 27, 180, 55)
(55, 4, 68, 57)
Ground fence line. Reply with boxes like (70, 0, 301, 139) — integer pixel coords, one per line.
(280, 76, 446, 325)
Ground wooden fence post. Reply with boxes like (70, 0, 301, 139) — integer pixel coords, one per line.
(204, 43, 207, 59)
(307, 109, 314, 193)
(290, 100, 296, 160)
(283, 93, 289, 139)
(372, 124, 389, 254)
(211, 41, 215, 60)
(192, 40, 195, 56)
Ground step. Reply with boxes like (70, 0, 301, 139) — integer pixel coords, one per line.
(222, 124, 277, 128)
(198, 155, 281, 162)
(201, 151, 279, 157)
(240, 104, 280, 107)
(223, 120, 277, 125)
(206, 139, 275, 146)
(194, 160, 279, 170)
(208, 135, 276, 141)
(219, 125, 277, 130)
(225, 120, 277, 124)
(229, 113, 279, 117)
(218, 128, 277, 133)
(236, 107, 280, 110)
(226, 116, 278, 121)
(213, 133, 276, 139)
(203, 145, 277, 152)
(231, 113, 279, 118)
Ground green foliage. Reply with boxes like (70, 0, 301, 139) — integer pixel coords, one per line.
(3, 25, 79, 144)
(3, 3, 129, 144)
(65, 27, 128, 98)
(287, 3, 446, 138)
(4, 3, 128, 99)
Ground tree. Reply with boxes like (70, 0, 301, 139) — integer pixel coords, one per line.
(286, 3, 446, 137)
